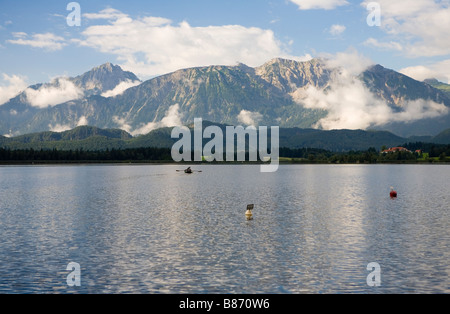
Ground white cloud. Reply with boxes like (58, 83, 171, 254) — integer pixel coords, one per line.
(75, 9, 290, 79)
(114, 104, 183, 136)
(48, 116, 89, 133)
(11, 32, 27, 38)
(3, 130, 19, 138)
(392, 99, 449, 123)
(130, 122, 159, 136)
(363, 38, 403, 51)
(131, 104, 183, 136)
(83, 8, 129, 21)
(294, 51, 449, 130)
(112, 116, 132, 133)
(290, 54, 314, 63)
(101, 79, 141, 97)
(0, 74, 28, 105)
(237, 110, 263, 126)
(400, 60, 450, 84)
(400, 66, 437, 82)
(77, 116, 88, 127)
(329, 24, 346, 36)
(320, 49, 374, 76)
(48, 123, 73, 133)
(159, 104, 183, 127)
(290, 0, 349, 10)
(361, 0, 450, 57)
(301, 74, 390, 130)
(25, 78, 84, 108)
(7, 32, 67, 51)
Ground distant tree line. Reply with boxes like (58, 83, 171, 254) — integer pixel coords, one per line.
(281, 143, 450, 163)
(1, 142, 449, 163)
(402, 142, 450, 158)
(0, 147, 172, 162)
(280, 147, 416, 163)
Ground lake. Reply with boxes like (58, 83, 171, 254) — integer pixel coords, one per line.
(0, 164, 448, 294)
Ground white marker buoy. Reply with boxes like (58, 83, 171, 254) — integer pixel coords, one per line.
(246, 204, 254, 220)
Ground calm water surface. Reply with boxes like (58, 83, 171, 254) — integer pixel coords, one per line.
(0, 164, 448, 294)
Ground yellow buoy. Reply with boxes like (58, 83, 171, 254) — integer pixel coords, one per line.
(246, 204, 254, 220)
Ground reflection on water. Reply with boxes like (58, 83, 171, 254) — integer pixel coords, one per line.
(0, 164, 449, 293)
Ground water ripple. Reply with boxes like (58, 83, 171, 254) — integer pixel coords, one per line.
(0, 164, 449, 293)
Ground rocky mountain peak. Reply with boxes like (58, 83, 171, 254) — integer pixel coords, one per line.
(255, 57, 331, 93)
(71, 63, 140, 94)
(97, 62, 114, 70)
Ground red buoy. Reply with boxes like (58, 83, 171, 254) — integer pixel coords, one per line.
(390, 187, 397, 198)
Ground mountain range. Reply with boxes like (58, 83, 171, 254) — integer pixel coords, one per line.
(1, 124, 450, 152)
(1, 58, 450, 139)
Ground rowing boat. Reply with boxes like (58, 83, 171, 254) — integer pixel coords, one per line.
(176, 169, 202, 174)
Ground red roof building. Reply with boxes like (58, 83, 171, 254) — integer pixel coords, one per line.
(381, 147, 412, 154)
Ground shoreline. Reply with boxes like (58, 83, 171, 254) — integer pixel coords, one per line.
(1, 160, 449, 166)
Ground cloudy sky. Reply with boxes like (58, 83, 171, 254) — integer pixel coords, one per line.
(1, 0, 450, 97)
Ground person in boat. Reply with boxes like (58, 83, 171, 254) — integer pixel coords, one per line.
(185, 167, 192, 173)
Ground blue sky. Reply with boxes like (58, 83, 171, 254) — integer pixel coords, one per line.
(1, 0, 450, 92)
